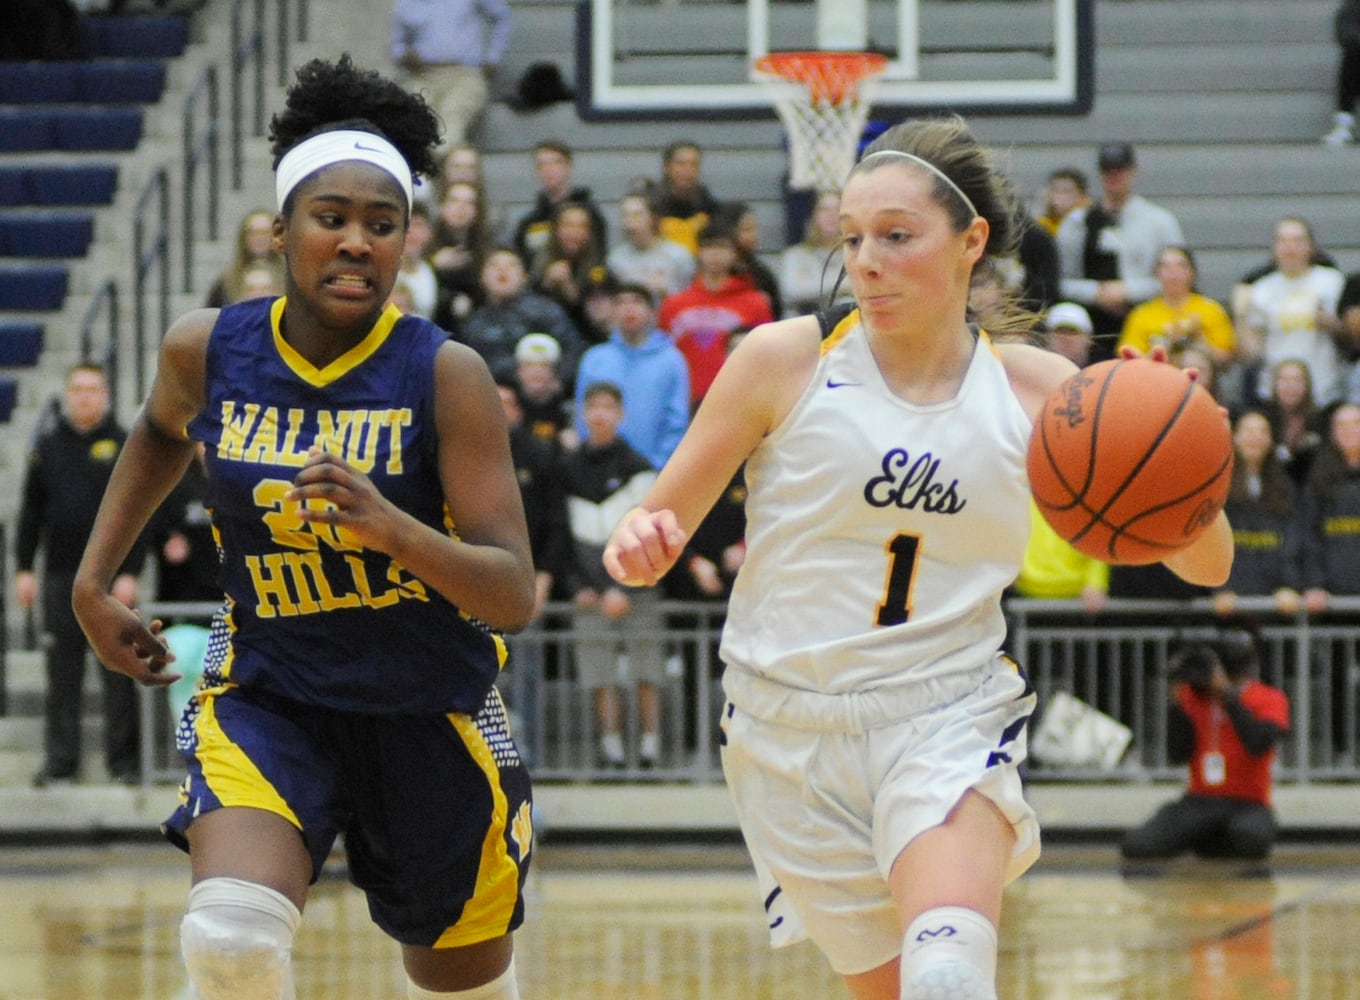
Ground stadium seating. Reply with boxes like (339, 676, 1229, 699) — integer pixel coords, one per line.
(0, 13, 187, 421)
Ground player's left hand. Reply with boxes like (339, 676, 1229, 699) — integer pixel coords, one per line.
(289, 447, 401, 553)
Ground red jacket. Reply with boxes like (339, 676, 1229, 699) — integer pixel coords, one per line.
(657, 274, 773, 404)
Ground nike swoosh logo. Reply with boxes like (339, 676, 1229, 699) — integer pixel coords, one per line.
(826, 378, 862, 389)
(353, 140, 385, 153)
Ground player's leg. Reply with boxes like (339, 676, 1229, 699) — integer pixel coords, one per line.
(403, 936, 518, 998)
(882, 790, 1010, 1000)
(181, 808, 313, 1000)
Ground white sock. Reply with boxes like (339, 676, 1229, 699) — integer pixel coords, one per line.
(900, 907, 997, 1000)
(407, 957, 519, 999)
(639, 731, 660, 760)
(600, 732, 625, 763)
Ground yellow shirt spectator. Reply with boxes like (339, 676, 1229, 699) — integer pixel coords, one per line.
(1116, 245, 1235, 365)
(1015, 500, 1110, 607)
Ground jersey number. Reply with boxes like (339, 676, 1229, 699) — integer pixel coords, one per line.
(875, 532, 921, 627)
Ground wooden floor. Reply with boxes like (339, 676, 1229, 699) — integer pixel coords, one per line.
(3, 838, 1360, 999)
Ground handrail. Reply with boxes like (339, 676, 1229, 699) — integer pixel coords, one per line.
(77, 278, 121, 412)
(228, 0, 267, 191)
(131, 166, 171, 403)
(181, 64, 221, 294)
(0, 523, 8, 717)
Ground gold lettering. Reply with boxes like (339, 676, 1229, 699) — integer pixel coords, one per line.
(219, 401, 260, 461)
(241, 406, 280, 465)
(292, 552, 360, 611)
(246, 552, 299, 618)
(277, 408, 309, 467)
(385, 409, 412, 474)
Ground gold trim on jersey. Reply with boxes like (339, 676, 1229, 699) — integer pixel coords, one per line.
(193, 685, 302, 829)
(435, 694, 527, 947)
(270, 298, 402, 388)
(819, 307, 861, 355)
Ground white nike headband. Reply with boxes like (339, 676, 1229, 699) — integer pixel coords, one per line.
(274, 129, 414, 211)
(858, 149, 979, 220)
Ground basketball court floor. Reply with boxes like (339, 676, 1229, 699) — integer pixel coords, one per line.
(3, 837, 1359, 999)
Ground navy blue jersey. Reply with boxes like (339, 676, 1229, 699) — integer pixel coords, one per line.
(186, 298, 506, 714)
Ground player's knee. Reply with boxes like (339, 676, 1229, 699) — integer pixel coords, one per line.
(180, 877, 301, 1000)
(900, 906, 998, 1000)
(406, 956, 519, 999)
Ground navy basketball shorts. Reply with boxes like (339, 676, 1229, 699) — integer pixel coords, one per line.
(163, 682, 533, 948)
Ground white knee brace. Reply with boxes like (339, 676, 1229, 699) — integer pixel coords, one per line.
(181, 877, 302, 1000)
(900, 906, 998, 1000)
(407, 957, 519, 1000)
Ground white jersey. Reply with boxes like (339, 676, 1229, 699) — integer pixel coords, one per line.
(721, 315, 1032, 717)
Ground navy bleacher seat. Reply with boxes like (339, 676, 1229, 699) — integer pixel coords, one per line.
(0, 109, 56, 152)
(0, 377, 17, 423)
(29, 165, 119, 207)
(0, 264, 68, 311)
(87, 14, 189, 59)
(0, 212, 95, 258)
(0, 322, 43, 367)
(78, 60, 166, 104)
(0, 60, 167, 106)
(52, 107, 142, 151)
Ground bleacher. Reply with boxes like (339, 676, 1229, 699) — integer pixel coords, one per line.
(0, 12, 186, 423)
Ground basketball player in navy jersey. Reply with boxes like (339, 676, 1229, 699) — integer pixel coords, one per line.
(72, 56, 535, 1000)
(605, 116, 1234, 1000)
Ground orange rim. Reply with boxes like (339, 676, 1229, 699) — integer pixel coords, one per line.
(754, 51, 888, 104)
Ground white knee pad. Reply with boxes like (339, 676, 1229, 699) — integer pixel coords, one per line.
(900, 907, 998, 1000)
(181, 877, 302, 1000)
(407, 956, 519, 1000)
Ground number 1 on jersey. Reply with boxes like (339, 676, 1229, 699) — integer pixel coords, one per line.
(875, 532, 921, 627)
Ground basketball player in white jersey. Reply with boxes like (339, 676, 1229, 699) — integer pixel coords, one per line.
(604, 115, 1233, 1000)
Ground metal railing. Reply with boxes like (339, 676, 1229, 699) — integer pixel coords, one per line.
(78, 278, 121, 411)
(182, 64, 221, 294)
(131, 166, 171, 403)
(133, 597, 1360, 788)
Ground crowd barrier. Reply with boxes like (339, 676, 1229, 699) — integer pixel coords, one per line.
(135, 596, 1360, 787)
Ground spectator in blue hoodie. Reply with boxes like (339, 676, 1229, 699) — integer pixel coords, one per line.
(574, 281, 690, 469)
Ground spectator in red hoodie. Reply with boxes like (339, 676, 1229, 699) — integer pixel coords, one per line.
(657, 221, 774, 407)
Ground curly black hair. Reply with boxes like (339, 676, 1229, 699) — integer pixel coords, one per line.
(268, 54, 442, 193)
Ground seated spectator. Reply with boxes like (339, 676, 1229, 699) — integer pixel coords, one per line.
(716, 201, 783, 319)
(1034, 166, 1089, 237)
(1120, 624, 1289, 862)
(429, 179, 492, 333)
(1043, 301, 1097, 368)
(395, 202, 438, 319)
(778, 189, 853, 318)
(574, 281, 690, 470)
(511, 140, 609, 265)
(529, 200, 609, 339)
(1212, 410, 1305, 618)
(606, 186, 696, 303)
(237, 262, 283, 302)
(1237, 217, 1347, 406)
(458, 247, 584, 386)
(654, 139, 723, 255)
(658, 222, 774, 407)
(514, 332, 574, 452)
(1118, 246, 1236, 370)
(1012, 499, 1109, 613)
(205, 209, 285, 308)
(1263, 358, 1326, 486)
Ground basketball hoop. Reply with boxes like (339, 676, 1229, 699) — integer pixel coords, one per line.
(754, 51, 888, 192)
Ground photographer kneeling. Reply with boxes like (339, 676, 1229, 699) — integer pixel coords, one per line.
(1120, 624, 1291, 861)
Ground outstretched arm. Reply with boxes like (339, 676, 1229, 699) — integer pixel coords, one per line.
(604, 315, 820, 586)
(72, 311, 215, 686)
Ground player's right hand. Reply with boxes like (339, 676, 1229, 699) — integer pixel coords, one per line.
(72, 588, 180, 688)
(603, 507, 688, 588)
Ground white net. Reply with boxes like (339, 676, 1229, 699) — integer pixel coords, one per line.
(755, 54, 887, 192)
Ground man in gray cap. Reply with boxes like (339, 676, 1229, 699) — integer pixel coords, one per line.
(1055, 141, 1184, 363)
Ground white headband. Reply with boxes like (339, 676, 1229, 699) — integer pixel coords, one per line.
(274, 129, 414, 211)
(858, 150, 979, 219)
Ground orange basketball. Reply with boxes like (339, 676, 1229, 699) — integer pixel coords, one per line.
(1027, 358, 1233, 565)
